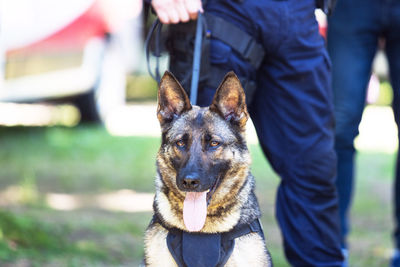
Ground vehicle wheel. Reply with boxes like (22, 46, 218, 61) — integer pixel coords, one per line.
(73, 89, 101, 122)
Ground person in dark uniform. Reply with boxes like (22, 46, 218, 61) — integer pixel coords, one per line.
(327, 0, 400, 265)
(151, 0, 344, 265)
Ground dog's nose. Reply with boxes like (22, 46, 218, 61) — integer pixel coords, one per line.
(182, 176, 200, 190)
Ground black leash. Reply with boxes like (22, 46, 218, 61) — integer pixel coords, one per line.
(144, 18, 162, 83)
(188, 12, 204, 105)
(145, 13, 205, 105)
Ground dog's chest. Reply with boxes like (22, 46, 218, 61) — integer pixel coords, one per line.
(225, 234, 271, 267)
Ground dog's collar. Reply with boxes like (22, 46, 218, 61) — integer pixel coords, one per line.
(153, 215, 264, 267)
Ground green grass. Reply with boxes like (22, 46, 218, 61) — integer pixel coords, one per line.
(0, 126, 160, 193)
(0, 125, 397, 266)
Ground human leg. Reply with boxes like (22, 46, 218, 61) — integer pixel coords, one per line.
(327, 0, 380, 248)
(249, 0, 343, 265)
(385, 1, 400, 253)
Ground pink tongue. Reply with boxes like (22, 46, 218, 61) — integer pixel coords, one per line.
(183, 192, 207, 232)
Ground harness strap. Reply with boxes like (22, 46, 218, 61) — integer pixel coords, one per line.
(223, 218, 265, 242)
(157, 215, 264, 267)
(205, 13, 265, 69)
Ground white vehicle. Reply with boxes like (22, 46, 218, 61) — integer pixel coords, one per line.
(0, 0, 142, 122)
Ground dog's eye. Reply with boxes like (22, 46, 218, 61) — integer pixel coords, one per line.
(176, 140, 185, 148)
(210, 140, 220, 147)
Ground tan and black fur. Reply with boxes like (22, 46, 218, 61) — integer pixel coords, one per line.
(144, 71, 271, 266)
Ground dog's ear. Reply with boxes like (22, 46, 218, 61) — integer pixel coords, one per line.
(157, 71, 192, 126)
(210, 71, 248, 128)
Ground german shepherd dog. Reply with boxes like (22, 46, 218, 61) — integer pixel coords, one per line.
(144, 71, 272, 267)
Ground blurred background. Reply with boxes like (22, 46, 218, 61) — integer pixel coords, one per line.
(0, 2, 397, 266)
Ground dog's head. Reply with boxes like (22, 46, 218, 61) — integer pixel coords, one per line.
(156, 71, 251, 232)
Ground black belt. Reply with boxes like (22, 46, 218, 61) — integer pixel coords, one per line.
(169, 13, 265, 70)
(205, 13, 265, 69)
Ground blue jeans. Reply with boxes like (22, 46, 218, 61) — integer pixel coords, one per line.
(327, 0, 400, 248)
(195, 0, 344, 265)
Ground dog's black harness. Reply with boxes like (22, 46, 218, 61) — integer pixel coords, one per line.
(153, 215, 264, 267)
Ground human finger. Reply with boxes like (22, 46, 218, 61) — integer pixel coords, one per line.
(166, 7, 180, 24)
(185, 0, 202, 20)
(175, 0, 190, 22)
(152, 0, 171, 24)
(157, 9, 170, 24)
